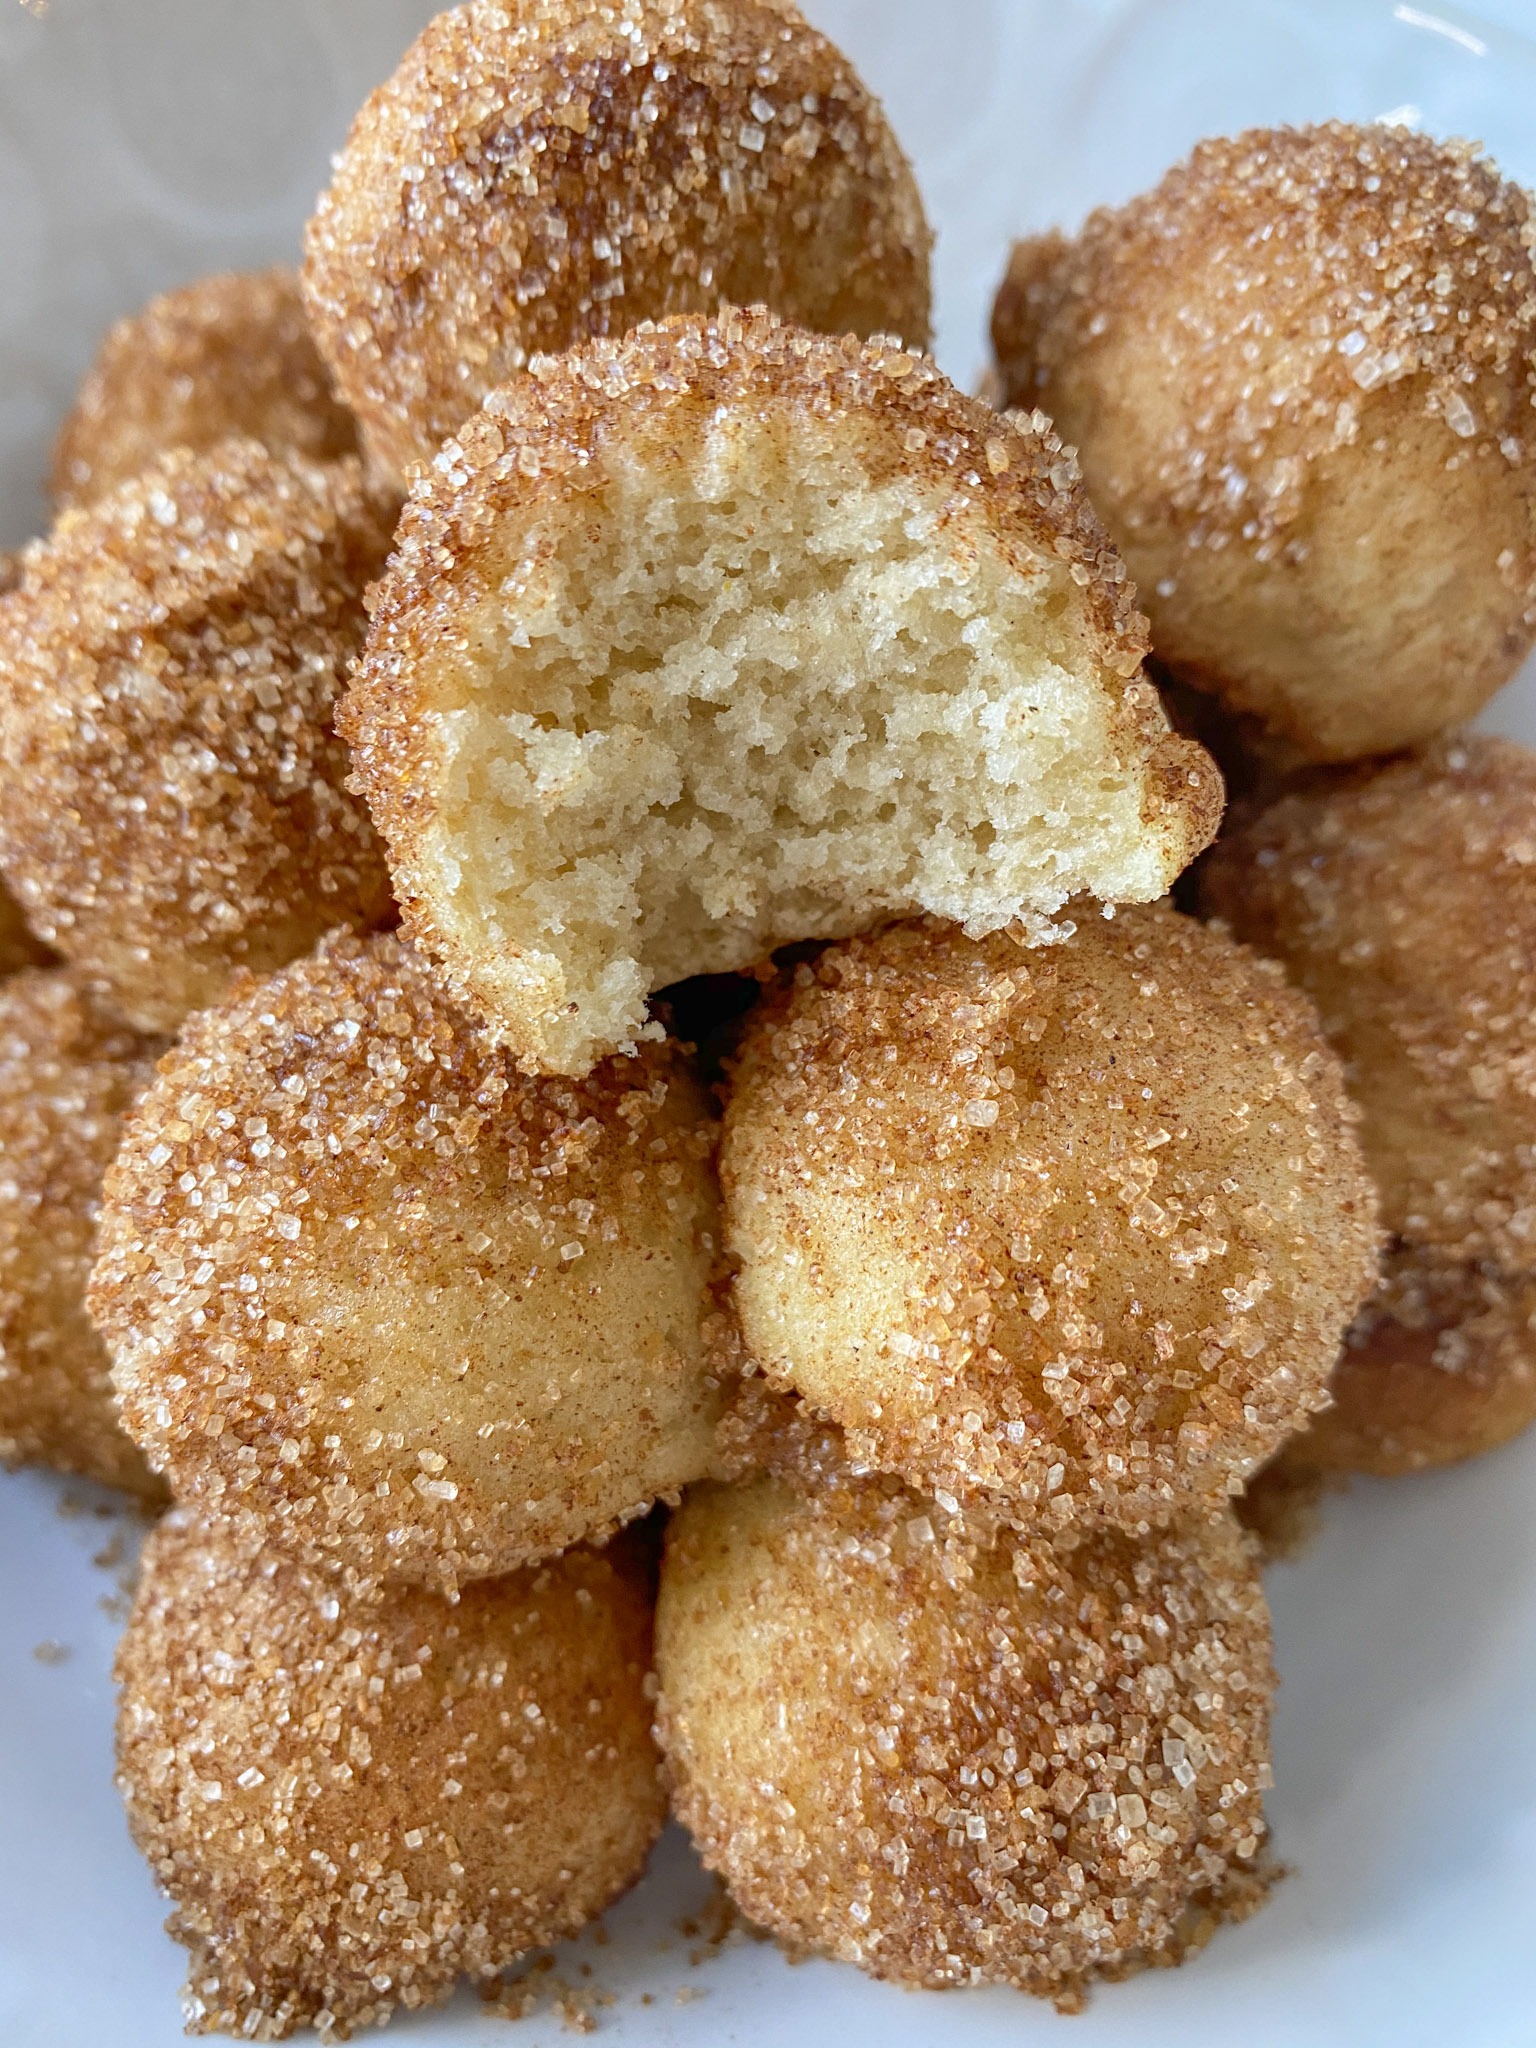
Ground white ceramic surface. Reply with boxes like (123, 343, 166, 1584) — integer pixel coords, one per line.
(3, 3, 1536, 2045)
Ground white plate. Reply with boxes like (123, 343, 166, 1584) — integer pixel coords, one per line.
(3, 3, 1536, 2044)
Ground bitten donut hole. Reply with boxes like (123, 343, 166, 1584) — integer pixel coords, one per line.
(422, 417, 1181, 1073)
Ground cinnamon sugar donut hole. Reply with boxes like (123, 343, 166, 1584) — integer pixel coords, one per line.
(90, 932, 729, 1593)
(116, 1511, 663, 2039)
(0, 440, 395, 1032)
(1200, 734, 1536, 1272)
(343, 310, 1221, 1077)
(1286, 1247, 1536, 1477)
(721, 906, 1380, 1532)
(1203, 736, 1536, 1479)
(656, 1469, 1275, 2008)
(992, 125, 1536, 762)
(1239, 1244, 1536, 1546)
(51, 269, 359, 509)
(302, 0, 933, 479)
(0, 969, 162, 1496)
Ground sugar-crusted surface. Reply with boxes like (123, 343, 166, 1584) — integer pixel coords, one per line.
(344, 308, 1221, 1075)
(91, 931, 730, 1594)
(0, 439, 396, 1032)
(51, 269, 360, 510)
(712, 1375, 871, 1496)
(721, 906, 1380, 1531)
(992, 123, 1536, 760)
(0, 968, 163, 1495)
(656, 1468, 1274, 2008)
(1201, 733, 1536, 1269)
(302, 0, 933, 478)
(1275, 1245, 1536, 1478)
(116, 1510, 664, 2041)
(994, 124, 1536, 547)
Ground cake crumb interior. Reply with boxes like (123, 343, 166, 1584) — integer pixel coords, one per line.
(424, 421, 1174, 1070)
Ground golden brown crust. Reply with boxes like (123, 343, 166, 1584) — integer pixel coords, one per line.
(1278, 1246, 1536, 1477)
(0, 440, 396, 1032)
(90, 930, 730, 1592)
(656, 1473, 1274, 2005)
(0, 968, 164, 1494)
(992, 124, 1536, 761)
(343, 309, 1220, 1067)
(1200, 733, 1536, 1268)
(116, 1511, 664, 2039)
(51, 268, 359, 509)
(721, 906, 1380, 1531)
(302, 0, 933, 477)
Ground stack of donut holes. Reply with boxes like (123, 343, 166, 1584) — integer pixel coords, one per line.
(0, 2, 1533, 2035)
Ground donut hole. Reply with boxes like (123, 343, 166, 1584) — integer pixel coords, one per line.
(93, 935, 726, 1593)
(720, 909, 1380, 1527)
(418, 415, 1186, 1073)
(1286, 1251, 1536, 1477)
(655, 1475, 1275, 1998)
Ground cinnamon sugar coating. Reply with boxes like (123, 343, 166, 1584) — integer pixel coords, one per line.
(302, 0, 933, 478)
(992, 124, 1536, 761)
(51, 269, 359, 509)
(721, 907, 1380, 1531)
(1201, 734, 1536, 1270)
(711, 1372, 870, 1496)
(0, 968, 163, 1495)
(116, 1511, 664, 2040)
(656, 1470, 1274, 2006)
(0, 441, 396, 1032)
(1273, 1246, 1536, 1478)
(343, 308, 1220, 1075)
(90, 932, 729, 1593)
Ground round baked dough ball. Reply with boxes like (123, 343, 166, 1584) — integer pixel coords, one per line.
(0, 969, 162, 1494)
(0, 441, 395, 1033)
(721, 906, 1380, 1531)
(343, 309, 1221, 1076)
(51, 269, 359, 509)
(117, 1510, 664, 2039)
(302, 0, 933, 478)
(1200, 734, 1536, 1269)
(1279, 1248, 1536, 1478)
(656, 1471, 1274, 2005)
(991, 125, 1536, 762)
(91, 932, 728, 1591)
